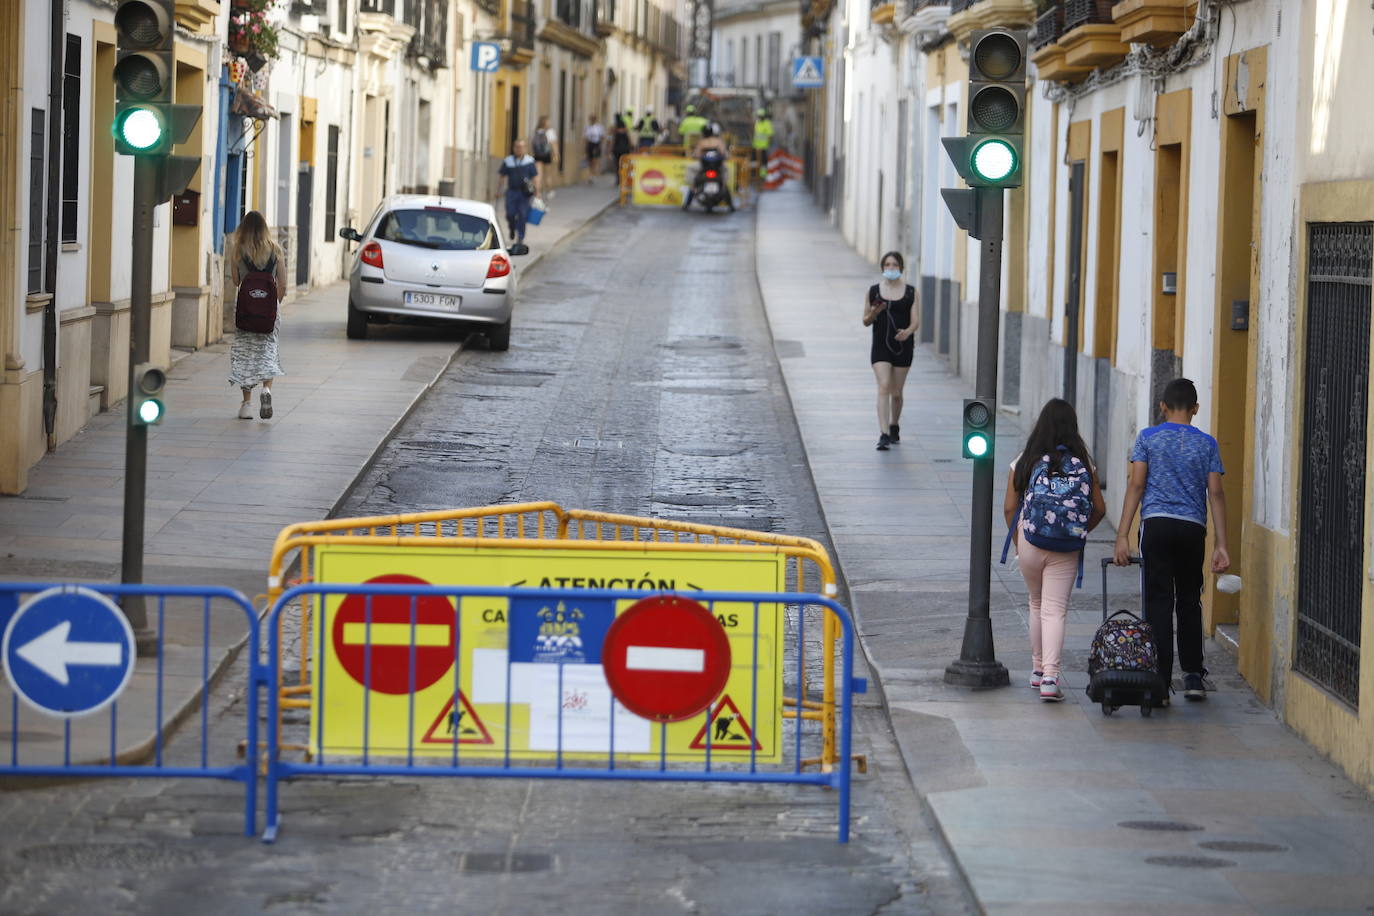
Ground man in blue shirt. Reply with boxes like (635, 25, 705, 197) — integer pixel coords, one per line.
(1113, 378, 1231, 703)
(498, 139, 541, 255)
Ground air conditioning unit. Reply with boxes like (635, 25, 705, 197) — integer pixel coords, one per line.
(300, 13, 320, 32)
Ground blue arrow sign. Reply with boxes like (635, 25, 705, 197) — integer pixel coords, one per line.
(470, 42, 502, 73)
(791, 56, 824, 89)
(2, 586, 136, 718)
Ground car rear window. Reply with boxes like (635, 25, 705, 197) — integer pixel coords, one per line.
(376, 208, 497, 250)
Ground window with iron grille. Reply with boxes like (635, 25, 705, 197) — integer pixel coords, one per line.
(61, 34, 81, 244)
(28, 109, 45, 294)
(325, 125, 340, 241)
(1296, 221, 1373, 708)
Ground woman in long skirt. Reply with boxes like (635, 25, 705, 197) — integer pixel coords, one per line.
(229, 211, 286, 419)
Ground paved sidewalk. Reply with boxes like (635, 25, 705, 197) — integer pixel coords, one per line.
(756, 184, 1374, 915)
(0, 181, 618, 764)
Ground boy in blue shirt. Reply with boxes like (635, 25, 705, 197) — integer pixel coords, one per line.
(1113, 378, 1231, 703)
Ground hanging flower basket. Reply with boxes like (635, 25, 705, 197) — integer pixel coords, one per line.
(228, 0, 280, 64)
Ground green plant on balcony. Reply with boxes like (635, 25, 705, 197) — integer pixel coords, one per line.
(230, 0, 281, 70)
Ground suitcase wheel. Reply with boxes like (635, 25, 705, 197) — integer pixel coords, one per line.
(1140, 702, 1153, 718)
(1101, 702, 1114, 717)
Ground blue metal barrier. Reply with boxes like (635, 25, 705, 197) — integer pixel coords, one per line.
(0, 583, 260, 836)
(263, 585, 862, 843)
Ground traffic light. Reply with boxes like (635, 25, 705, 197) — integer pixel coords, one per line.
(131, 363, 166, 426)
(113, 0, 201, 197)
(941, 29, 1027, 189)
(962, 398, 995, 460)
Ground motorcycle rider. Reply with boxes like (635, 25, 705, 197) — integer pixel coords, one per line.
(682, 124, 733, 211)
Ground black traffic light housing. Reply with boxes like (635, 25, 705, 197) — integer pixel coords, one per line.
(131, 362, 166, 426)
(962, 397, 995, 460)
(942, 29, 1027, 191)
(114, 0, 201, 200)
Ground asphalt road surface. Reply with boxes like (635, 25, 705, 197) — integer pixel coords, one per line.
(0, 206, 976, 915)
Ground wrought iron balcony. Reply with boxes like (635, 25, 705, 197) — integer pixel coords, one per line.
(511, 0, 536, 49)
(1030, 1, 1062, 48)
(1063, 0, 1115, 28)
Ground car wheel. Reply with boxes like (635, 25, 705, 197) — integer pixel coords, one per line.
(487, 318, 511, 352)
(346, 299, 369, 340)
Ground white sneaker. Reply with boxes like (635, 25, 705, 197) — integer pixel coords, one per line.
(237, 401, 253, 420)
(1029, 670, 1044, 688)
(1039, 676, 1065, 702)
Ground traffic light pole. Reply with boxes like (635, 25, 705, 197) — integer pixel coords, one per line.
(120, 155, 158, 655)
(945, 187, 1010, 688)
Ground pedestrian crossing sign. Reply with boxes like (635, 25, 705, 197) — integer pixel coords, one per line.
(791, 56, 824, 89)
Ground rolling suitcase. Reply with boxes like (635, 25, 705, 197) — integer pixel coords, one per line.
(1087, 557, 1167, 717)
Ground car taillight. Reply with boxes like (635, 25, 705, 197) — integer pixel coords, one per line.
(360, 242, 384, 268)
(705, 169, 719, 179)
(487, 254, 511, 278)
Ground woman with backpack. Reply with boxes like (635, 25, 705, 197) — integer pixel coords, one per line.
(1002, 398, 1106, 700)
(229, 210, 286, 420)
(531, 115, 558, 172)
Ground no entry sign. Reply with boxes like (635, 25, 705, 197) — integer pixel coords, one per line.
(332, 574, 455, 694)
(602, 594, 731, 722)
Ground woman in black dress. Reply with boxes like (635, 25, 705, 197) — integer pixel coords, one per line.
(862, 251, 919, 450)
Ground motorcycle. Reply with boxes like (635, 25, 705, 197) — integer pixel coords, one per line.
(683, 150, 734, 213)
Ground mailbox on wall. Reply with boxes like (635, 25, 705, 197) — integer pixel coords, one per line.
(172, 189, 199, 226)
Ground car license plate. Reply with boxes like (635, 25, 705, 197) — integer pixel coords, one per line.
(704, 182, 720, 194)
(405, 291, 460, 311)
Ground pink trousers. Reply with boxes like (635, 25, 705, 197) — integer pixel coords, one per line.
(1016, 538, 1079, 678)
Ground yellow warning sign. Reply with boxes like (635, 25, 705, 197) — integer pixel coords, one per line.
(629, 154, 739, 207)
(309, 544, 785, 762)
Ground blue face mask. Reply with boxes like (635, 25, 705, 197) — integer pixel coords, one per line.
(882, 269, 901, 281)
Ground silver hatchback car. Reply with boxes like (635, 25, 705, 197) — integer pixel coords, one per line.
(341, 195, 516, 349)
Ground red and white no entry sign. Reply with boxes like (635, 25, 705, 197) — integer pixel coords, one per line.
(332, 574, 455, 695)
(601, 594, 731, 722)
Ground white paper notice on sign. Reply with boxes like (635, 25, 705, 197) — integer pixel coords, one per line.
(526, 664, 650, 753)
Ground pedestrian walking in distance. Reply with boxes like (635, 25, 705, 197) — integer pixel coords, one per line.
(229, 210, 286, 420)
(1112, 377, 1230, 703)
(1003, 399, 1106, 700)
(583, 114, 605, 181)
(863, 251, 918, 450)
(531, 115, 558, 171)
(499, 138, 540, 255)
(611, 111, 632, 175)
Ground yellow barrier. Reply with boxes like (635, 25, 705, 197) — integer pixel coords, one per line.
(265, 502, 859, 771)
(617, 151, 755, 209)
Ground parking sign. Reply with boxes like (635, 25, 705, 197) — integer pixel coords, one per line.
(470, 42, 501, 73)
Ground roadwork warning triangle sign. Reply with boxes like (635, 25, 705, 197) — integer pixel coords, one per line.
(421, 692, 495, 745)
(689, 695, 761, 751)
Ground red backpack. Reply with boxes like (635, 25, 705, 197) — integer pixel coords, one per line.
(235, 255, 279, 333)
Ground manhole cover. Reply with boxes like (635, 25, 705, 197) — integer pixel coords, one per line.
(663, 442, 753, 458)
(664, 336, 743, 351)
(468, 369, 554, 387)
(1144, 855, 1236, 869)
(652, 494, 741, 507)
(1119, 820, 1204, 832)
(574, 438, 623, 449)
(1197, 840, 1288, 853)
(460, 852, 555, 874)
(18, 843, 210, 870)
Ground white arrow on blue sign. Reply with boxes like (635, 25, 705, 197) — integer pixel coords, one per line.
(470, 42, 502, 73)
(2, 586, 136, 718)
(791, 56, 824, 89)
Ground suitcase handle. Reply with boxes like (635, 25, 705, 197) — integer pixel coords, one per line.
(1101, 555, 1143, 622)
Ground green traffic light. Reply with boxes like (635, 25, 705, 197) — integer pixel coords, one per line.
(117, 107, 163, 151)
(971, 138, 1017, 183)
(965, 433, 991, 459)
(137, 398, 164, 424)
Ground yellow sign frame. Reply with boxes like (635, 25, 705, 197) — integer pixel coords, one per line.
(309, 543, 786, 762)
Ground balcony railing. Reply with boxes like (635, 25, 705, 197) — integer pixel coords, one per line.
(1063, 0, 1114, 28)
(1030, 1, 1062, 48)
(360, 0, 396, 14)
(556, 0, 584, 29)
(510, 0, 536, 49)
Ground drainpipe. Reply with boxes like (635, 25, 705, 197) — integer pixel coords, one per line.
(41, 0, 64, 449)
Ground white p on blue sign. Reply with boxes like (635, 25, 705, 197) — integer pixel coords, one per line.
(791, 56, 824, 89)
(471, 42, 502, 73)
(2, 586, 136, 718)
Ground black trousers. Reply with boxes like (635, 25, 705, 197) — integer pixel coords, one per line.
(1140, 517, 1207, 685)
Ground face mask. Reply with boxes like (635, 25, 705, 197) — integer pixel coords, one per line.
(882, 269, 901, 281)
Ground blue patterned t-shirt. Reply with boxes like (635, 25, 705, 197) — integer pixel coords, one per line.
(1130, 422, 1224, 527)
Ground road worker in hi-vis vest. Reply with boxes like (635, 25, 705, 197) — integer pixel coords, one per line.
(678, 105, 708, 153)
(752, 109, 774, 179)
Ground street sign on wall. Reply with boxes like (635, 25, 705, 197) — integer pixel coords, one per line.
(791, 56, 824, 89)
(2, 586, 136, 718)
(470, 42, 501, 72)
